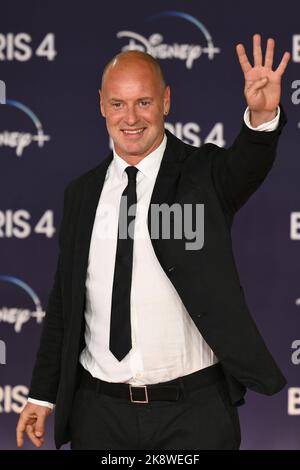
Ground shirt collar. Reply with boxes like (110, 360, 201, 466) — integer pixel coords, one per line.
(112, 134, 167, 180)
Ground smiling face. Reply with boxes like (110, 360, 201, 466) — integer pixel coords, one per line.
(99, 53, 170, 163)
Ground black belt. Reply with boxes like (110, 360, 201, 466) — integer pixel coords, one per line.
(79, 363, 225, 404)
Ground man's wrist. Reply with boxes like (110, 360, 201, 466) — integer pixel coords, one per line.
(249, 109, 277, 127)
(244, 106, 280, 132)
(27, 397, 55, 410)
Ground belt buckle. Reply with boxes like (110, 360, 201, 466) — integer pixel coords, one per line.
(129, 384, 149, 403)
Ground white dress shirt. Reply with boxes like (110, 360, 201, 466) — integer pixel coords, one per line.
(79, 133, 218, 385)
(28, 107, 280, 409)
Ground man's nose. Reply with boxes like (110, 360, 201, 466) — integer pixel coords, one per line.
(124, 106, 138, 126)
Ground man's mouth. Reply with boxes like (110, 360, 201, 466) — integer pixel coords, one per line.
(121, 128, 146, 136)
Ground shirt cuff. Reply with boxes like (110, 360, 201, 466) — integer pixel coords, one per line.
(28, 397, 55, 410)
(244, 106, 280, 132)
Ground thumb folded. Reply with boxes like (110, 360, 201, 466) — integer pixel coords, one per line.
(35, 416, 46, 437)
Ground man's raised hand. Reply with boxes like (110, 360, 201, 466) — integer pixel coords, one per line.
(236, 34, 290, 126)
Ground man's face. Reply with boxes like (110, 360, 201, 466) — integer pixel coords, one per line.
(100, 60, 170, 160)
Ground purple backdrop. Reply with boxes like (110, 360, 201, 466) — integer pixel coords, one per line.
(0, 0, 299, 450)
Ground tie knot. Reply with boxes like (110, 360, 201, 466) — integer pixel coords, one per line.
(125, 166, 138, 181)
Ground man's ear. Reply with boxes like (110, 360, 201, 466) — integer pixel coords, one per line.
(163, 85, 171, 116)
(99, 89, 106, 117)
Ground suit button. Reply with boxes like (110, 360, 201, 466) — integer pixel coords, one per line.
(196, 312, 205, 318)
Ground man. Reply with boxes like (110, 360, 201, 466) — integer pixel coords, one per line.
(16, 34, 290, 450)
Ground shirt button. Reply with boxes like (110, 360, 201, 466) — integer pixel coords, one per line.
(135, 372, 142, 378)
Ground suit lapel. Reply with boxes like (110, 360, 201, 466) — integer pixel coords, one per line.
(147, 130, 185, 244)
(71, 153, 113, 319)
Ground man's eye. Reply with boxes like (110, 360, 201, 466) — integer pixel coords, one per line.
(140, 101, 150, 107)
(112, 102, 122, 108)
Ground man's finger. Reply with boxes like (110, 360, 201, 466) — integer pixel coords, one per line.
(34, 414, 46, 438)
(264, 38, 275, 69)
(245, 77, 268, 95)
(16, 417, 27, 448)
(275, 51, 291, 76)
(236, 44, 252, 74)
(26, 424, 43, 448)
(253, 33, 262, 67)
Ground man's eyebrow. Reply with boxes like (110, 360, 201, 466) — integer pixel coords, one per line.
(108, 97, 154, 102)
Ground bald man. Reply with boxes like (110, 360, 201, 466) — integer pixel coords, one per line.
(17, 37, 289, 450)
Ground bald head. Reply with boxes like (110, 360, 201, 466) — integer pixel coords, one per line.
(99, 50, 170, 164)
(101, 51, 166, 92)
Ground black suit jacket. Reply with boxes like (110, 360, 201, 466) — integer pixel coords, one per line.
(30, 110, 287, 449)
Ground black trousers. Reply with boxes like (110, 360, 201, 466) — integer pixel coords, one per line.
(69, 369, 241, 450)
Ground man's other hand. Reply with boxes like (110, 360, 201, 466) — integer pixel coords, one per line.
(16, 402, 52, 448)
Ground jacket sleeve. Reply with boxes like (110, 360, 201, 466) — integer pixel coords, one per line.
(211, 105, 287, 217)
(29, 185, 71, 403)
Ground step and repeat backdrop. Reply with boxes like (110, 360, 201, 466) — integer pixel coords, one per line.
(0, 0, 299, 450)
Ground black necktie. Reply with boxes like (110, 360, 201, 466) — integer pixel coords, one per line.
(109, 165, 138, 361)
